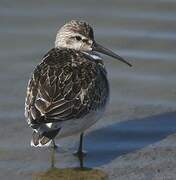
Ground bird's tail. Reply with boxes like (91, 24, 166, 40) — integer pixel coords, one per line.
(30, 128, 61, 147)
(31, 131, 52, 147)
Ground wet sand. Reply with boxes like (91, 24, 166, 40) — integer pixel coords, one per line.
(1, 0, 176, 179)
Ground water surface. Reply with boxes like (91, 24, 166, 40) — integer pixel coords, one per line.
(0, 0, 176, 179)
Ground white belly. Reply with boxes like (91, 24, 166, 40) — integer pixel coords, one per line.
(52, 107, 106, 138)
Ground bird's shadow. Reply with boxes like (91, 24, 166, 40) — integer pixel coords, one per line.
(83, 111, 176, 167)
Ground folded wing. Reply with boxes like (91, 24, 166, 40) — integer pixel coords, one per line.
(25, 48, 108, 128)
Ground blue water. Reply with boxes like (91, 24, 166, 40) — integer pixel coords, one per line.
(85, 112, 176, 167)
(0, 0, 176, 179)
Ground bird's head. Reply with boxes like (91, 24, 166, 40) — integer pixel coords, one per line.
(55, 20, 132, 67)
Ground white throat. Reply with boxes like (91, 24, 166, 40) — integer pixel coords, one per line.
(83, 52, 102, 60)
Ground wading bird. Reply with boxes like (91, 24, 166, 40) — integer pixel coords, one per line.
(25, 20, 132, 168)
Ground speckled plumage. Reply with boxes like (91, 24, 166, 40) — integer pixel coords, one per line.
(25, 20, 130, 147)
(25, 47, 109, 146)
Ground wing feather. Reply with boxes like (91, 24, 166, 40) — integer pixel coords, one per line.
(25, 48, 109, 127)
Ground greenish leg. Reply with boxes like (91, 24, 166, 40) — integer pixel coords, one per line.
(51, 139, 57, 169)
(74, 133, 87, 168)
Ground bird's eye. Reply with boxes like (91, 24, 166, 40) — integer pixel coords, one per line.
(75, 36, 82, 41)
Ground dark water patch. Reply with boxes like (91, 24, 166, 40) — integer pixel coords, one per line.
(84, 112, 176, 167)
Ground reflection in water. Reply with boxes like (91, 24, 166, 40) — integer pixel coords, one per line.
(51, 146, 56, 169)
(73, 133, 86, 169)
(84, 112, 176, 167)
(1, 0, 176, 179)
(77, 153, 85, 169)
(50, 112, 176, 169)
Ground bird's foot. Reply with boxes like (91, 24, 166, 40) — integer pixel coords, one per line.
(73, 150, 87, 157)
(73, 150, 87, 169)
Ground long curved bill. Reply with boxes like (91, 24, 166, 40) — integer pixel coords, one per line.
(92, 42, 132, 67)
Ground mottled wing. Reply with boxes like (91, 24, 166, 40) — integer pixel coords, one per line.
(25, 48, 109, 128)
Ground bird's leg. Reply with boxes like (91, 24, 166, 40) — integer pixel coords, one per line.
(74, 133, 87, 168)
(75, 133, 87, 156)
(50, 139, 57, 169)
(78, 150, 84, 169)
(52, 139, 58, 149)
